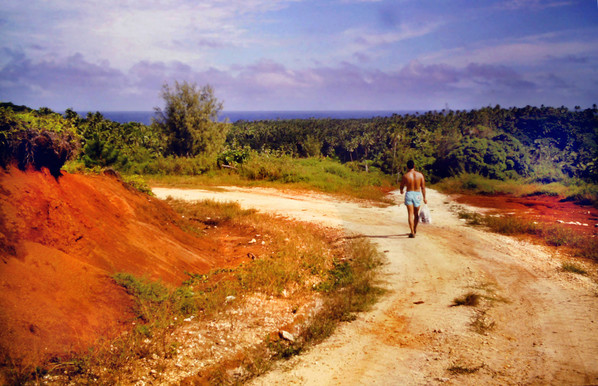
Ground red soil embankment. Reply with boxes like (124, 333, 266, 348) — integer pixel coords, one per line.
(454, 193, 598, 236)
(0, 167, 224, 365)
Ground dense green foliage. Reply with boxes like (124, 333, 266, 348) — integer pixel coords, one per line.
(0, 103, 79, 176)
(2, 96, 596, 190)
(70, 110, 166, 169)
(227, 105, 597, 183)
(435, 173, 598, 204)
(1, 82, 230, 177)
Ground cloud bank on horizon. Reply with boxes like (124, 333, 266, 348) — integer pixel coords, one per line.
(0, 0, 596, 111)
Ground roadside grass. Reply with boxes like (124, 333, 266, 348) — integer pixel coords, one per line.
(436, 173, 597, 207)
(264, 237, 386, 365)
(561, 262, 588, 276)
(17, 199, 386, 385)
(456, 207, 598, 262)
(121, 174, 154, 196)
(165, 197, 257, 227)
(146, 155, 394, 204)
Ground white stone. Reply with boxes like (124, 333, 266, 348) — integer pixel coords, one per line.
(280, 330, 295, 342)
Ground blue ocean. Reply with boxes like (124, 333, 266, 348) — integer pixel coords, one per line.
(75, 110, 417, 125)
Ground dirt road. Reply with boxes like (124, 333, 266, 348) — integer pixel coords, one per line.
(153, 187, 598, 385)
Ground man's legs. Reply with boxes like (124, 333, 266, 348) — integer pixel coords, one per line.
(406, 204, 415, 237)
(413, 205, 420, 235)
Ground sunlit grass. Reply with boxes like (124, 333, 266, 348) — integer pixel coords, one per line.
(561, 262, 588, 275)
(435, 173, 597, 206)
(146, 155, 395, 204)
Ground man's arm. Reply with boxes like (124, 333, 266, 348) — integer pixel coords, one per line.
(399, 175, 406, 194)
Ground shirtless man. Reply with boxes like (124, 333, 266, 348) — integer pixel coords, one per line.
(399, 160, 427, 238)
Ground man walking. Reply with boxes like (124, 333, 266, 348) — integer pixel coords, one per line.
(400, 160, 427, 238)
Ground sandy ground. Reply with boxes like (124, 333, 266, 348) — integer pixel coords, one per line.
(153, 186, 598, 385)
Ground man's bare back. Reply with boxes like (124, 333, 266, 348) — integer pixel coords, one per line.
(400, 170, 426, 197)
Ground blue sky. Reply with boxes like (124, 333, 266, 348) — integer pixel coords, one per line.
(1, 0, 596, 111)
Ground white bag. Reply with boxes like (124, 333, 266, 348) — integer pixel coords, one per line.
(419, 204, 432, 224)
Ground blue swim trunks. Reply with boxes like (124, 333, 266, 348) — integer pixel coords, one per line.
(404, 191, 423, 207)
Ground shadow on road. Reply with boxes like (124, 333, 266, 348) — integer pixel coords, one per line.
(344, 233, 412, 239)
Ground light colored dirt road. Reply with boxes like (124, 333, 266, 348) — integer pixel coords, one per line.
(153, 187, 598, 385)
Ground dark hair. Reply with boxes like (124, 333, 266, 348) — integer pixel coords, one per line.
(407, 160, 415, 169)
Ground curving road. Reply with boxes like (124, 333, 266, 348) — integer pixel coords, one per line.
(153, 186, 598, 385)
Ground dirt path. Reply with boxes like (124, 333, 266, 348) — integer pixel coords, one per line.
(153, 187, 598, 385)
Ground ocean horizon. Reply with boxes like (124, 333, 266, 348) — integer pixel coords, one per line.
(73, 110, 419, 125)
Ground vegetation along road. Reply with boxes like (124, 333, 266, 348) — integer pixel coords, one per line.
(153, 186, 598, 385)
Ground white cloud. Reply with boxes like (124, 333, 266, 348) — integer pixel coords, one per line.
(0, 0, 301, 69)
(420, 31, 598, 68)
(329, 20, 443, 66)
(497, 0, 577, 10)
(2, 49, 594, 111)
(347, 21, 442, 47)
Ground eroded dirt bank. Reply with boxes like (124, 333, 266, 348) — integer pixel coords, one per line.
(154, 186, 598, 385)
(0, 168, 261, 365)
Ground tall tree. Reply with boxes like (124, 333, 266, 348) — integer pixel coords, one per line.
(154, 81, 228, 157)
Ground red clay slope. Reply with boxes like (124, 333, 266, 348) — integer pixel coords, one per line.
(0, 167, 221, 365)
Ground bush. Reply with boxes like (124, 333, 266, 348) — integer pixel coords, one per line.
(0, 107, 79, 176)
(154, 81, 229, 158)
(216, 147, 251, 167)
(122, 175, 154, 196)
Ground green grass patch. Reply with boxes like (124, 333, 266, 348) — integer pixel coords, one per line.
(165, 197, 256, 227)
(121, 174, 154, 196)
(112, 273, 171, 320)
(561, 262, 588, 275)
(147, 154, 394, 204)
(435, 174, 597, 207)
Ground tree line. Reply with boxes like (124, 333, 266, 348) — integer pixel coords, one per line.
(1, 83, 596, 184)
(227, 104, 597, 183)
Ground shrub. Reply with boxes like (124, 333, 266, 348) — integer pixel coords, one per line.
(154, 81, 229, 158)
(0, 107, 79, 176)
(216, 146, 251, 167)
(122, 175, 154, 196)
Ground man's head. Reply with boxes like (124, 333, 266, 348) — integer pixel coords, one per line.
(407, 160, 415, 170)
